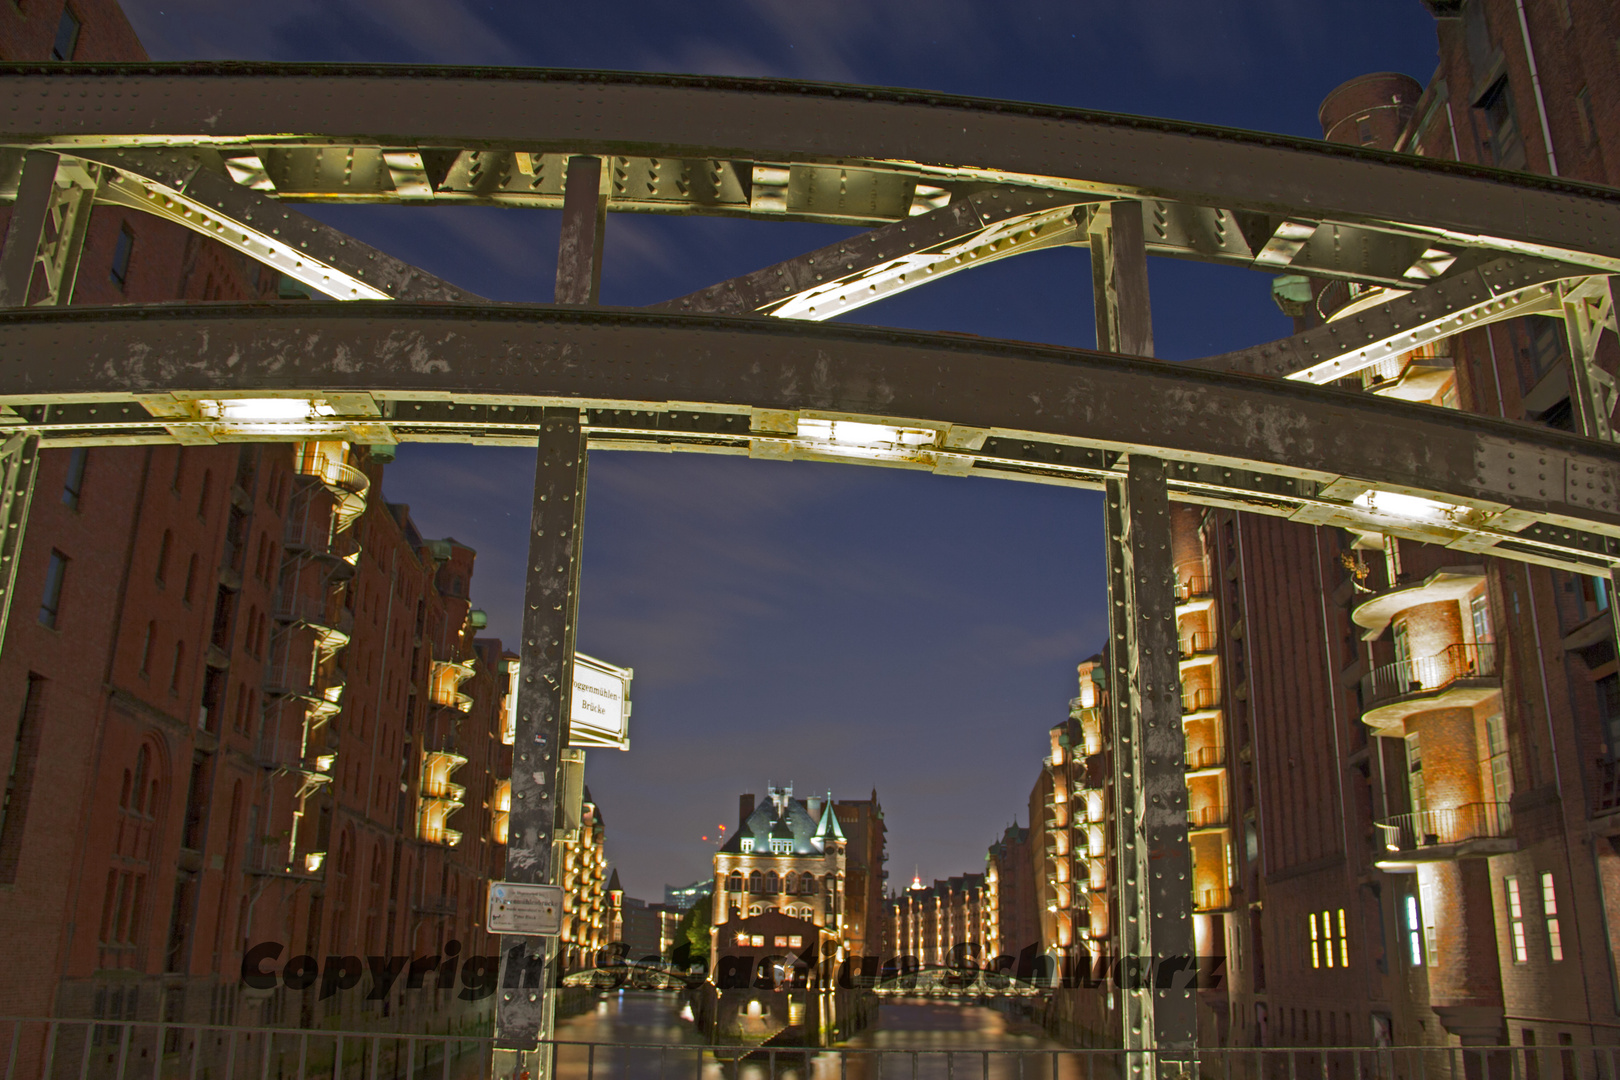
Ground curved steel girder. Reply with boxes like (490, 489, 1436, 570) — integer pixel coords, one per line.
(2, 65, 1620, 274)
(1194, 255, 1578, 381)
(0, 303, 1618, 568)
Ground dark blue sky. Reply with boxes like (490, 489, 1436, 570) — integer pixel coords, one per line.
(121, 0, 1443, 899)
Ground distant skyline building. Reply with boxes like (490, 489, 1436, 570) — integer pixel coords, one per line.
(664, 878, 715, 911)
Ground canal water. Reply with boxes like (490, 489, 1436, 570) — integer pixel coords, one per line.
(549, 993, 1093, 1080)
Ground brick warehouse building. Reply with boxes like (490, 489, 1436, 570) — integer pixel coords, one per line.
(0, 0, 554, 1047)
(1043, 0, 1620, 1057)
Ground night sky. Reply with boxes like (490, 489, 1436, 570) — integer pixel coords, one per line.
(120, 0, 1443, 900)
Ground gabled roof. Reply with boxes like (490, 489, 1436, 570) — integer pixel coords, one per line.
(717, 789, 824, 855)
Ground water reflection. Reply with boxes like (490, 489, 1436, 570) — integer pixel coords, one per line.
(550, 994, 1099, 1080)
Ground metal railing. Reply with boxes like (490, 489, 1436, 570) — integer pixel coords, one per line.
(1185, 745, 1224, 769)
(5, 1018, 1616, 1080)
(1194, 884, 1231, 912)
(1596, 757, 1620, 814)
(1181, 687, 1219, 713)
(1375, 801, 1513, 852)
(1188, 804, 1229, 829)
(1179, 631, 1217, 657)
(1360, 642, 1498, 711)
(1173, 576, 1211, 604)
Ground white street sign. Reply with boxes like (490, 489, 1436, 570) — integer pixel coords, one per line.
(487, 881, 564, 936)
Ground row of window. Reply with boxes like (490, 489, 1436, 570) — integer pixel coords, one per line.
(1307, 908, 1348, 969)
(725, 869, 824, 894)
(738, 837, 793, 854)
(1507, 873, 1564, 963)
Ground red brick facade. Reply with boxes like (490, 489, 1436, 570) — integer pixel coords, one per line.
(0, 2, 520, 1045)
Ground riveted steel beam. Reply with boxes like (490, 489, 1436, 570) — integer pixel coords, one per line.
(1107, 457, 1196, 1069)
(0, 156, 75, 664)
(2, 66, 1619, 273)
(0, 426, 38, 659)
(1193, 255, 1578, 382)
(0, 151, 99, 308)
(1090, 201, 1153, 357)
(653, 187, 1092, 319)
(1, 305, 1619, 568)
(555, 156, 605, 306)
(14, 396, 1620, 573)
(495, 408, 587, 1062)
(84, 148, 480, 301)
(1561, 276, 1619, 442)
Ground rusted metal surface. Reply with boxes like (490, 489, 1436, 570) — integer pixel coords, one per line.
(653, 187, 1091, 319)
(85, 147, 480, 301)
(554, 156, 604, 306)
(1090, 201, 1154, 357)
(0, 65, 1617, 274)
(1106, 457, 1196, 1062)
(1190, 255, 1575, 381)
(0, 302, 1614, 543)
(496, 408, 587, 1053)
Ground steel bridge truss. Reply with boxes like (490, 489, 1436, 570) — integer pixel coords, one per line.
(2, 64, 1620, 1068)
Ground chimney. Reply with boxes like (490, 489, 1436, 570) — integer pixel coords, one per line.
(739, 793, 755, 830)
(806, 795, 823, 821)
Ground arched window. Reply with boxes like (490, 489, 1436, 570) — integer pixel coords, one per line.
(365, 847, 385, 953)
(132, 746, 150, 815)
(155, 530, 172, 585)
(765, 871, 779, 894)
(726, 872, 743, 893)
(169, 641, 185, 694)
(748, 870, 763, 894)
(800, 873, 816, 894)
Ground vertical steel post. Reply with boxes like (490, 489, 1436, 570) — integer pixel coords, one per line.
(493, 409, 589, 1079)
(554, 156, 606, 306)
(1106, 456, 1196, 1073)
(1088, 201, 1154, 358)
(1558, 277, 1620, 713)
(0, 152, 59, 307)
(1562, 276, 1618, 442)
(0, 150, 88, 664)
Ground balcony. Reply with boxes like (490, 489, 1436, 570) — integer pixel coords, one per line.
(1350, 565, 1485, 638)
(297, 444, 369, 531)
(1595, 758, 1620, 817)
(430, 659, 477, 713)
(1178, 631, 1218, 671)
(1194, 885, 1232, 912)
(1332, 346, 1455, 404)
(1359, 642, 1500, 730)
(422, 776, 467, 802)
(1188, 804, 1230, 831)
(1185, 744, 1225, 772)
(1174, 576, 1215, 616)
(272, 593, 353, 659)
(1375, 802, 1514, 866)
(1181, 686, 1221, 721)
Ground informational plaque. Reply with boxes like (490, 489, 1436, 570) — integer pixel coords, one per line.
(487, 881, 565, 936)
